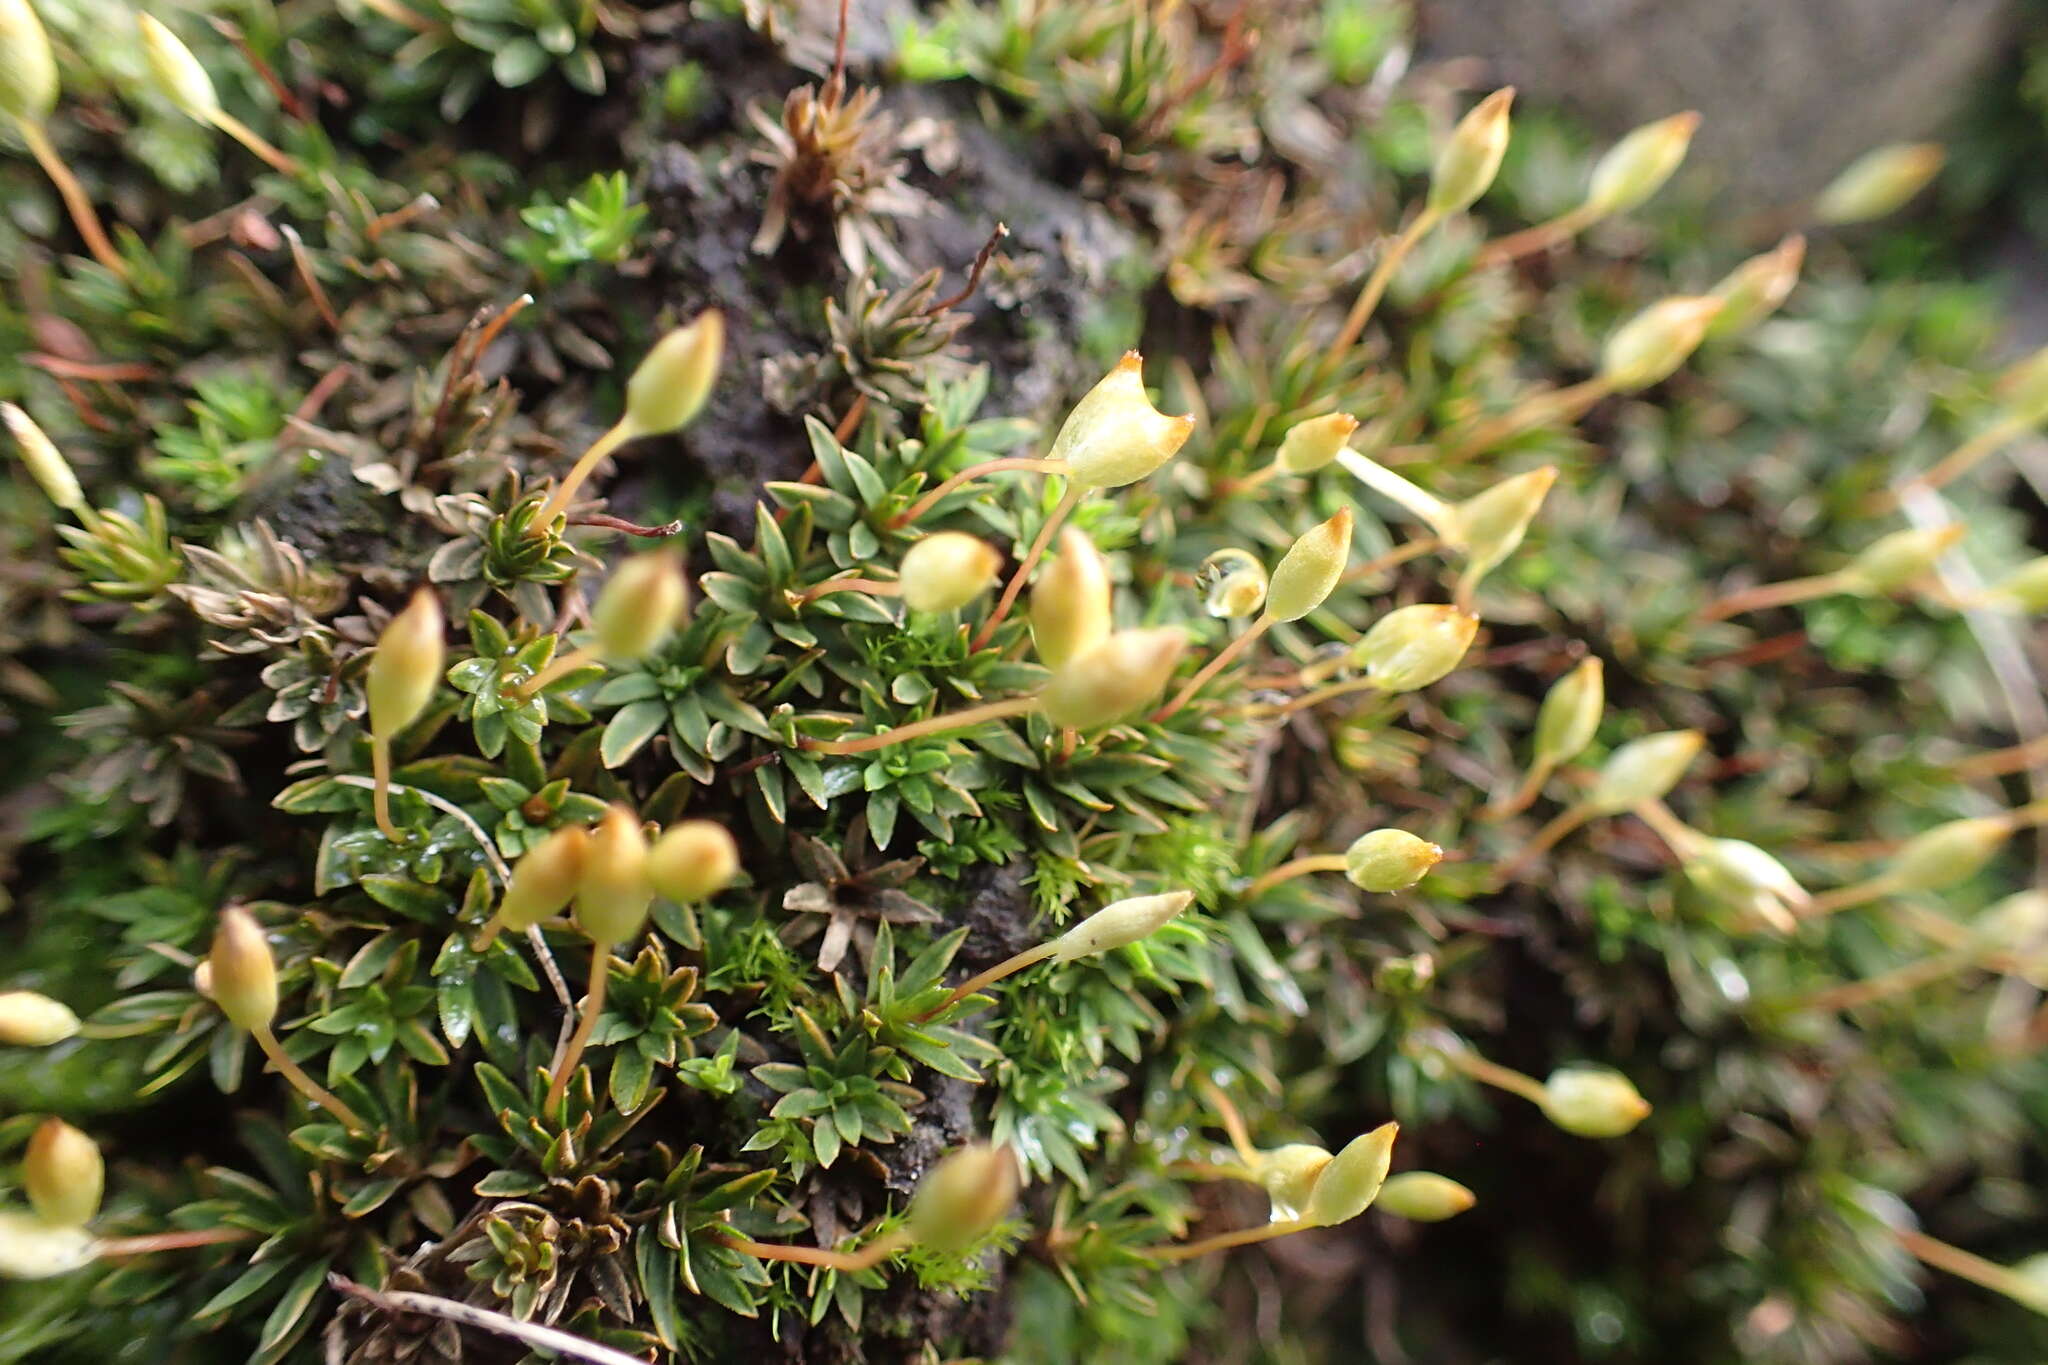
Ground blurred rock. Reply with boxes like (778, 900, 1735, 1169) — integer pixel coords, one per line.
(1419, 0, 2016, 210)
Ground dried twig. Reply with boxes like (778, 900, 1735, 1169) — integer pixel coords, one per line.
(927, 222, 1010, 315)
(329, 1275, 651, 1365)
(566, 514, 685, 539)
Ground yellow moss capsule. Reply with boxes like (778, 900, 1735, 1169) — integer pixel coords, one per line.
(1978, 892, 2048, 956)
(367, 588, 445, 738)
(1583, 112, 1699, 217)
(1030, 527, 1113, 669)
(25, 1118, 101, 1227)
(497, 825, 588, 933)
(899, 532, 1002, 613)
(1813, 143, 1944, 226)
(1048, 353, 1196, 490)
(1586, 730, 1703, 814)
(1599, 296, 1723, 392)
(590, 552, 688, 661)
(576, 804, 654, 944)
(2006, 1253, 2048, 1315)
(1038, 627, 1188, 729)
(1996, 344, 2048, 426)
(905, 1144, 1019, 1252)
(1047, 891, 1194, 962)
(647, 819, 739, 903)
(1304, 1122, 1398, 1226)
(1683, 837, 1808, 931)
(137, 13, 219, 121)
(1350, 604, 1478, 692)
(1707, 235, 1805, 340)
(1264, 507, 1352, 622)
(1375, 1171, 1475, 1222)
(208, 906, 278, 1032)
(1445, 466, 1556, 578)
(2, 403, 85, 514)
(1986, 556, 2048, 613)
(1343, 829, 1444, 892)
(0, 0, 58, 125)
(1273, 413, 1359, 475)
(1542, 1068, 1651, 1137)
(1889, 816, 2010, 893)
(1532, 657, 1604, 769)
(1198, 548, 1268, 619)
(0, 1210, 95, 1278)
(1842, 525, 1963, 596)
(0, 990, 79, 1047)
(1254, 1143, 1333, 1217)
(1427, 87, 1514, 217)
(624, 311, 723, 437)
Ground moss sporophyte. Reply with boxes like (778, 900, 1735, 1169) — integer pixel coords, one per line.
(6, 6, 2048, 1359)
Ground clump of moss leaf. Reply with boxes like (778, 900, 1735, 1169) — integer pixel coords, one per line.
(3, 3, 2048, 1365)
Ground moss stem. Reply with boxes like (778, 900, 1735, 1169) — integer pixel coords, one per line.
(370, 733, 401, 842)
(507, 646, 597, 702)
(1884, 414, 2031, 506)
(889, 458, 1068, 529)
(717, 1228, 909, 1272)
(1442, 377, 1613, 462)
(1799, 872, 1904, 920)
(1316, 208, 1442, 389)
(1242, 854, 1349, 900)
(533, 419, 637, 532)
(1195, 1075, 1262, 1167)
(1142, 1218, 1312, 1263)
(1484, 758, 1555, 821)
(1474, 204, 1602, 266)
(1340, 535, 1441, 585)
(1490, 803, 1594, 886)
(795, 576, 901, 604)
(972, 482, 1083, 650)
(1790, 949, 1978, 1015)
(95, 1226, 256, 1259)
(208, 110, 299, 175)
(1153, 615, 1273, 721)
(798, 694, 1040, 757)
(251, 1022, 368, 1131)
(1896, 1227, 2039, 1304)
(916, 941, 1059, 1022)
(1441, 1047, 1550, 1106)
(545, 945, 613, 1113)
(1696, 571, 1851, 622)
(17, 118, 127, 280)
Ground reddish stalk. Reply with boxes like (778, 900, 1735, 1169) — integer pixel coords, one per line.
(1241, 853, 1348, 900)
(914, 942, 1057, 1022)
(799, 696, 1040, 757)
(16, 119, 127, 280)
(1153, 617, 1273, 722)
(544, 946, 613, 1112)
(96, 1226, 256, 1259)
(888, 458, 1067, 529)
(971, 483, 1083, 650)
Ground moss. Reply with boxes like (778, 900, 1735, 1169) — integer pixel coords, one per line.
(3, 2, 2048, 1363)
